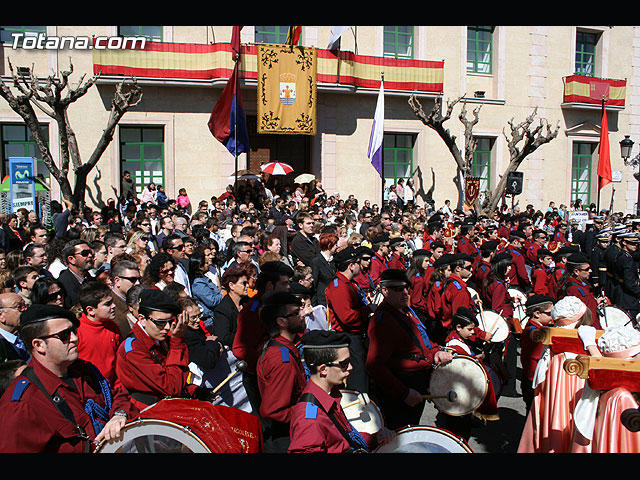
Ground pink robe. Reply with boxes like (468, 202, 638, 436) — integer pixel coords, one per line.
(518, 351, 586, 453)
(592, 388, 640, 453)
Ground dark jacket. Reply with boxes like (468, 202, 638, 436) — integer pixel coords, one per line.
(213, 294, 240, 348)
(290, 232, 320, 267)
(310, 253, 336, 307)
(182, 326, 222, 371)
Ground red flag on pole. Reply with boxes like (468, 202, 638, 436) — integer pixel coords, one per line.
(598, 104, 612, 189)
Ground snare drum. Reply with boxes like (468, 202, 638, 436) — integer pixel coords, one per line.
(428, 355, 489, 416)
(599, 306, 632, 329)
(340, 390, 384, 435)
(477, 310, 510, 343)
(374, 426, 473, 453)
(95, 398, 263, 453)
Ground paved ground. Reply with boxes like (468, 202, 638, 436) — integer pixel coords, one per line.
(419, 349, 528, 453)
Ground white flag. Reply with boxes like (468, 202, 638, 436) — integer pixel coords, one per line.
(327, 26, 352, 50)
(368, 79, 384, 177)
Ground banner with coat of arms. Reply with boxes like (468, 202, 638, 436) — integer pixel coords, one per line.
(465, 176, 481, 206)
(257, 44, 317, 135)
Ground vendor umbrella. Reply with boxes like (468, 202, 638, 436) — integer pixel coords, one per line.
(261, 161, 294, 176)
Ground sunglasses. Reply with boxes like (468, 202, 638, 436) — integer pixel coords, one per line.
(148, 316, 176, 328)
(140, 237, 149, 242)
(169, 244, 185, 251)
(160, 267, 176, 275)
(462, 265, 474, 271)
(75, 249, 94, 257)
(46, 290, 64, 302)
(326, 357, 351, 371)
(119, 276, 141, 283)
(386, 284, 409, 292)
(40, 325, 77, 343)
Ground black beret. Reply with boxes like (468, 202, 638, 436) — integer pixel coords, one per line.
(509, 230, 527, 240)
(139, 289, 181, 316)
(389, 237, 405, 247)
(556, 246, 579, 257)
(566, 252, 590, 266)
(536, 248, 553, 258)
(259, 261, 294, 277)
(525, 294, 554, 309)
(372, 234, 390, 245)
(453, 306, 477, 324)
(433, 253, 455, 268)
(480, 240, 499, 253)
(429, 240, 446, 250)
(379, 269, 410, 285)
(427, 212, 444, 224)
(333, 246, 359, 265)
(261, 290, 302, 307)
(412, 249, 431, 258)
(301, 330, 351, 349)
(453, 253, 474, 264)
(20, 304, 80, 328)
(492, 251, 513, 264)
(355, 246, 375, 258)
(289, 282, 312, 298)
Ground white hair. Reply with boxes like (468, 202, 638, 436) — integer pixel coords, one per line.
(597, 325, 640, 354)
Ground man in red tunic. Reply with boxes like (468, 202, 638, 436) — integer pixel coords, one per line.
(388, 237, 409, 271)
(289, 330, 395, 453)
(366, 269, 452, 430)
(369, 234, 390, 287)
(558, 253, 603, 329)
(256, 291, 308, 453)
(0, 304, 137, 453)
(440, 253, 476, 345)
(531, 248, 554, 296)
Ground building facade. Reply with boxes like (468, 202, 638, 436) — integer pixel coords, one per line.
(1, 26, 639, 214)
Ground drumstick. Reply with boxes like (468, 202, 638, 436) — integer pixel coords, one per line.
(210, 360, 248, 396)
(422, 391, 457, 402)
(342, 392, 369, 410)
(477, 299, 488, 331)
(488, 309, 503, 335)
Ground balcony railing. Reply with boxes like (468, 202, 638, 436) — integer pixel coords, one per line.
(93, 41, 445, 94)
(563, 74, 626, 108)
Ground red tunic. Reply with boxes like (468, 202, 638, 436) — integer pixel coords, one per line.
(562, 277, 602, 330)
(456, 236, 479, 257)
(409, 272, 428, 313)
(426, 280, 445, 321)
(232, 295, 267, 374)
(507, 247, 531, 289)
(366, 302, 441, 402)
(388, 253, 408, 271)
(325, 272, 371, 334)
(115, 321, 194, 411)
(257, 335, 307, 425)
(0, 357, 137, 453)
(520, 320, 545, 382)
(441, 274, 475, 329)
(531, 265, 551, 295)
(369, 253, 388, 286)
(288, 381, 376, 453)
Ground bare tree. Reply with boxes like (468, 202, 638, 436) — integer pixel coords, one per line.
(409, 94, 559, 215)
(0, 60, 142, 209)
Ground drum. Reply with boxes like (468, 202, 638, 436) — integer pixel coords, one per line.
(374, 426, 473, 453)
(600, 306, 632, 329)
(340, 390, 384, 435)
(486, 363, 504, 399)
(477, 310, 510, 343)
(95, 398, 263, 453)
(508, 288, 527, 318)
(428, 355, 489, 416)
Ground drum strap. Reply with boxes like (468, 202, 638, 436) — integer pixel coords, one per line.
(21, 366, 93, 453)
(298, 392, 369, 453)
(378, 305, 427, 362)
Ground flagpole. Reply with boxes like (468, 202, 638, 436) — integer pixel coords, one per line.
(234, 47, 240, 214)
(380, 72, 385, 209)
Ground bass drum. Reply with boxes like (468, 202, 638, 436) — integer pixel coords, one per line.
(600, 306, 632, 329)
(428, 354, 489, 416)
(340, 390, 384, 435)
(95, 398, 263, 453)
(477, 310, 510, 343)
(375, 426, 473, 453)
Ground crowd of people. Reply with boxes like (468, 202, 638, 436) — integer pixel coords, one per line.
(0, 170, 639, 453)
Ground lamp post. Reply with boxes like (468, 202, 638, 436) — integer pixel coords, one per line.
(620, 135, 640, 216)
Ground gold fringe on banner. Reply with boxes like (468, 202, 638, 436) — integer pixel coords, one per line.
(257, 44, 317, 135)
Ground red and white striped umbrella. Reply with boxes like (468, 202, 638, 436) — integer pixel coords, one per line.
(260, 161, 294, 176)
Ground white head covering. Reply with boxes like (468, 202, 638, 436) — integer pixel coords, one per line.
(597, 325, 640, 358)
(551, 296, 587, 326)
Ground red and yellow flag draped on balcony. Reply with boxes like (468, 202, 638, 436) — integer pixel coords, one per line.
(92, 41, 445, 94)
(563, 74, 627, 107)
